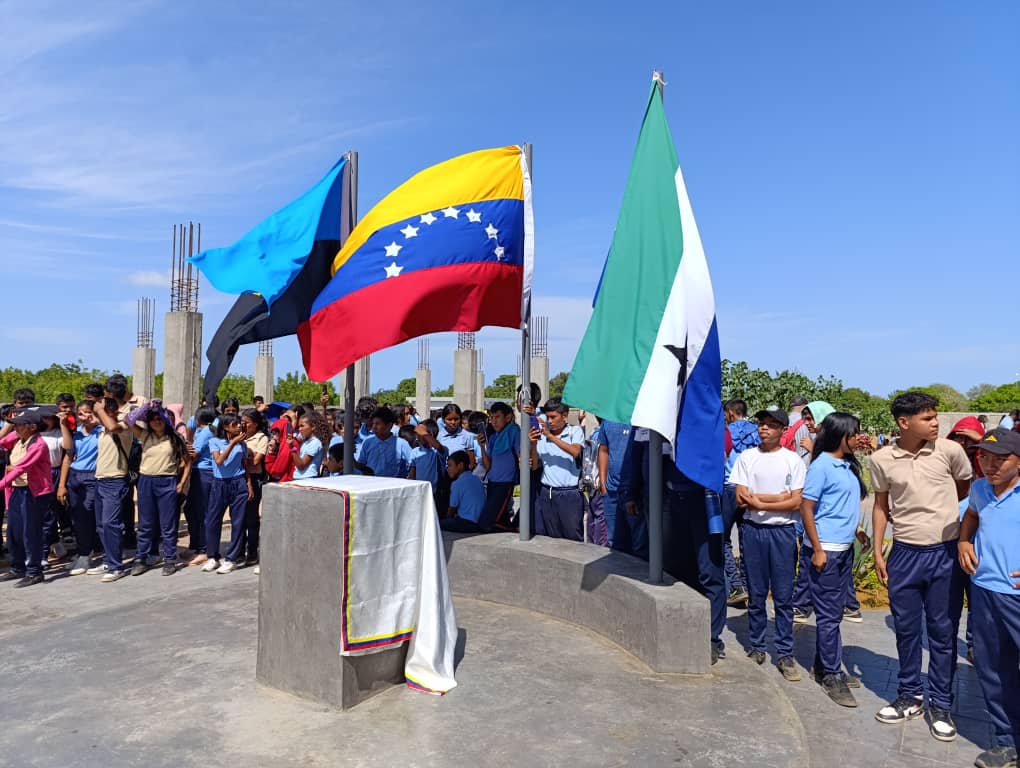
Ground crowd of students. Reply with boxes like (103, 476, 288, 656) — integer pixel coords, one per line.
(1, 381, 1018, 768)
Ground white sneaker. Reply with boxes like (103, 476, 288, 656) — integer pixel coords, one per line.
(216, 560, 236, 574)
(253, 565, 260, 576)
(85, 564, 108, 576)
(201, 558, 220, 573)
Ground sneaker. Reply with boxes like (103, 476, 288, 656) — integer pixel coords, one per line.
(14, 574, 44, 588)
(820, 672, 857, 707)
(711, 641, 726, 665)
(201, 558, 220, 573)
(875, 695, 924, 724)
(253, 565, 260, 576)
(812, 665, 862, 689)
(0, 571, 25, 582)
(928, 706, 957, 742)
(189, 553, 209, 567)
(793, 606, 813, 624)
(843, 607, 863, 623)
(245, 557, 259, 568)
(131, 560, 150, 577)
(162, 562, 177, 576)
(974, 745, 1017, 768)
(726, 588, 749, 607)
(68, 555, 91, 576)
(216, 560, 237, 574)
(85, 564, 109, 576)
(777, 655, 802, 682)
(101, 569, 127, 583)
(747, 649, 766, 665)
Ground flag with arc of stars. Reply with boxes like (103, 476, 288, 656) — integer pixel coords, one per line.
(299, 146, 534, 381)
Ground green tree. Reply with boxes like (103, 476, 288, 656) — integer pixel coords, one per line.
(888, 383, 968, 412)
(970, 382, 1020, 412)
(274, 371, 336, 404)
(216, 373, 255, 404)
(721, 359, 845, 414)
(967, 383, 995, 401)
(0, 362, 118, 402)
(432, 384, 453, 397)
(485, 373, 517, 400)
(549, 371, 569, 399)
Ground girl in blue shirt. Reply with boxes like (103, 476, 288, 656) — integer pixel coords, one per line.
(800, 413, 867, 708)
(186, 406, 217, 563)
(57, 400, 102, 576)
(203, 415, 251, 574)
(291, 411, 326, 480)
(477, 402, 520, 532)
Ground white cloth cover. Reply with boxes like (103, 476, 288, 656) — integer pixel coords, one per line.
(288, 475, 458, 694)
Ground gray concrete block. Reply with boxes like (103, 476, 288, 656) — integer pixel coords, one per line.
(256, 482, 406, 709)
(443, 532, 712, 674)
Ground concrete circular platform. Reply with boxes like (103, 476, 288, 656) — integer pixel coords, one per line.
(0, 565, 808, 767)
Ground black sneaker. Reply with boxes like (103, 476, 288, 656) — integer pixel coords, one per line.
(162, 562, 177, 576)
(875, 695, 924, 724)
(747, 649, 766, 665)
(793, 606, 813, 624)
(711, 641, 726, 665)
(727, 588, 749, 607)
(811, 665, 862, 689)
(777, 655, 802, 682)
(974, 745, 1017, 768)
(821, 673, 857, 707)
(928, 706, 957, 742)
(843, 607, 863, 623)
(13, 574, 44, 588)
(131, 560, 149, 577)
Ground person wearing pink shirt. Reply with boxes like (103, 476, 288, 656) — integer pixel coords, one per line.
(0, 410, 54, 587)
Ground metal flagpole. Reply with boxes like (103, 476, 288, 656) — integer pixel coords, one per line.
(343, 151, 359, 475)
(518, 143, 533, 542)
(647, 71, 667, 584)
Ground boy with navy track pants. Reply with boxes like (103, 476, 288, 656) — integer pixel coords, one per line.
(872, 392, 972, 742)
(959, 428, 1020, 768)
(730, 407, 806, 682)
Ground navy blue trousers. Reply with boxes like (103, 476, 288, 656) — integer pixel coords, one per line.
(67, 468, 98, 556)
(206, 476, 247, 562)
(743, 522, 797, 657)
(722, 484, 746, 591)
(186, 468, 212, 553)
(480, 481, 515, 533)
(96, 478, 129, 571)
(971, 586, 1020, 747)
(603, 488, 648, 559)
(886, 540, 963, 709)
(535, 486, 584, 541)
(794, 535, 861, 611)
(242, 477, 262, 561)
(6, 487, 46, 577)
(136, 475, 179, 563)
(808, 546, 853, 674)
(664, 489, 727, 644)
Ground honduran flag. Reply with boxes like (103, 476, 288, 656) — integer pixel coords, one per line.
(562, 79, 724, 492)
(299, 146, 534, 381)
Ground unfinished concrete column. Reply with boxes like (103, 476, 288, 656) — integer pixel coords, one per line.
(453, 333, 478, 410)
(256, 339, 275, 403)
(415, 338, 432, 417)
(531, 315, 550, 405)
(163, 222, 203, 416)
(132, 297, 156, 401)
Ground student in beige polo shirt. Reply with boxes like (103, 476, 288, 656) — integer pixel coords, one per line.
(871, 392, 972, 742)
(89, 395, 135, 582)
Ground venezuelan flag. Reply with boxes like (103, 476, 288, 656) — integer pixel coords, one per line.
(299, 146, 534, 382)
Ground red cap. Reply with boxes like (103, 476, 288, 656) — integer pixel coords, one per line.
(948, 416, 984, 443)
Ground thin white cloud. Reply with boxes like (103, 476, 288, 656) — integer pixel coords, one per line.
(1, 325, 87, 345)
(125, 270, 169, 287)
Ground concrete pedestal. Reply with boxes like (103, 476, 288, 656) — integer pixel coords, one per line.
(163, 311, 202, 415)
(256, 482, 406, 709)
(255, 355, 274, 403)
(132, 347, 155, 402)
(415, 368, 431, 417)
(453, 349, 478, 409)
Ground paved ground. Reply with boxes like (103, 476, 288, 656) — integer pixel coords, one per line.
(0, 554, 994, 768)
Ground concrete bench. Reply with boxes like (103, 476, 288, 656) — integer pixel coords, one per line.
(443, 533, 711, 674)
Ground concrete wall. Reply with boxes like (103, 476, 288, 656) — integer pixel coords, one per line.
(132, 346, 155, 402)
(162, 311, 202, 415)
(254, 355, 274, 403)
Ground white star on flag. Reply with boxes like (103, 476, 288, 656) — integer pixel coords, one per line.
(384, 241, 403, 258)
(400, 224, 419, 239)
(384, 262, 403, 278)
(466, 209, 482, 223)
(494, 246, 505, 260)
(420, 212, 437, 225)
(442, 206, 460, 218)
(485, 223, 499, 239)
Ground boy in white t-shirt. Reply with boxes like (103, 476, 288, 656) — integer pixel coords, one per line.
(730, 407, 807, 682)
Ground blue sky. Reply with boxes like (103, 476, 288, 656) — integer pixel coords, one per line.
(1, 1, 1017, 398)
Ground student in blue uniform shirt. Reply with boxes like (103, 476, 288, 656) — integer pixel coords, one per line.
(440, 451, 486, 532)
(959, 428, 1020, 768)
(291, 411, 326, 480)
(58, 400, 102, 575)
(202, 415, 252, 575)
(437, 404, 477, 468)
(799, 413, 868, 708)
(477, 402, 519, 532)
(529, 398, 585, 541)
(596, 419, 645, 557)
(355, 407, 411, 478)
(405, 420, 443, 491)
(186, 406, 217, 564)
(722, 398, 760, 606)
